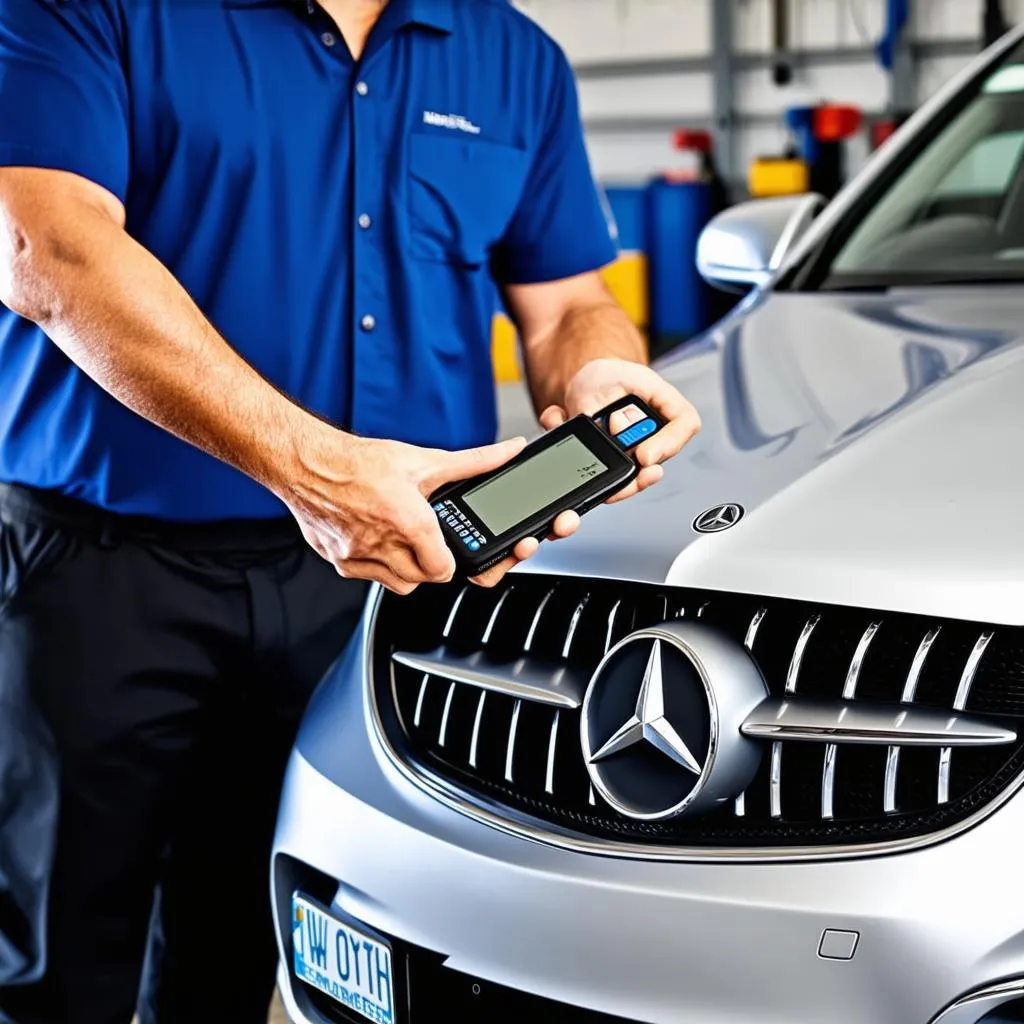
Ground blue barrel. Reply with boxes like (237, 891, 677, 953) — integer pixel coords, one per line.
(602, 185, 646, 252)
(643, 178, 712, 352)
(784, 105, 819, 166)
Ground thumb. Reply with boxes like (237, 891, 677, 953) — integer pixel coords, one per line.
(421, 436, 527, 491)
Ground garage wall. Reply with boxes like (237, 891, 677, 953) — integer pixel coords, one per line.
(514, 0, 1024, 186)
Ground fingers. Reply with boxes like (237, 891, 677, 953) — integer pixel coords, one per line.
(334, 541, 452, 595)
(333, 558, 420, 595)
(605, 463, 664, 504)
(551, 509, 580, 537)
(469, 513, 579, 588)
(607, 403, 645, 436)
(512, 535, 542, 562)
(405, 516, 457, 583)
(306, 504, 455, 594)
(470, 554, 520, 589)
(634, 393, 702, 468)
(422, 435, 527, 491)
(539, 405, 568, 430)
(398, 535, 454, 585)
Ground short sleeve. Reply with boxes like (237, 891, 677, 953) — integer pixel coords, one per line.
(491, 45, 619, 285)
(0, 0, 129, 201)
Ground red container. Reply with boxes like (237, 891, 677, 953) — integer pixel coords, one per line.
(672, 128, 713, 154)
(813, 105, 862, 141)
(872, 119, 898, 149)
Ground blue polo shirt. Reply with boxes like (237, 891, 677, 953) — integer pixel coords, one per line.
(0, 0, 616, 521)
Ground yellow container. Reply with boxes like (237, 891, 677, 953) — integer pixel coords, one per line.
(491, 313, 521, 384)
(491, 251, 649, 384)
(748, 157, 810, 198)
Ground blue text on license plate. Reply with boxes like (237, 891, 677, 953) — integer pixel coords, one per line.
(291, 894, 395, 1024)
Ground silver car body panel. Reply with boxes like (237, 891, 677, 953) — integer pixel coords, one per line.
(524, 288, 1024, 627)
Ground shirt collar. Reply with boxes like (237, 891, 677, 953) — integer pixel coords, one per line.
(388, 0, 455, 34)
(283, 0, 453, 33)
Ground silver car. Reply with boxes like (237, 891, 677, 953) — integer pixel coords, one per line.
(272, 26, 1024, 1024)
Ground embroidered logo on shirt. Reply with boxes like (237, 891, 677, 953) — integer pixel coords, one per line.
(422, 111, 482, 135)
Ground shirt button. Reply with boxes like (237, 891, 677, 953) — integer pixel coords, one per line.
(320, 31, 336, 47)
(355, 81, 369, 97)
(358, 213, 372, 230)
(361, 314, 376, 332)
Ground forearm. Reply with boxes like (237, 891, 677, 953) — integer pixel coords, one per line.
(521, 298, 647, 415)
(1, 199, 326, 498)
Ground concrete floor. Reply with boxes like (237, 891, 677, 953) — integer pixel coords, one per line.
(269, 991, 287, 1024)
(497, 379, 540, 440)
(266, 385, 536, 1024)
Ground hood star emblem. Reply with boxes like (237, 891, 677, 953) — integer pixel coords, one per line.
(588, 639, 703, 774)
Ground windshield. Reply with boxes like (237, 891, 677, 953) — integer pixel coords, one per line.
(815, 39, 1024, 289)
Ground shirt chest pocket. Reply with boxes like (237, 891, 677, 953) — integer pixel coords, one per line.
(407, 133, 530, 269)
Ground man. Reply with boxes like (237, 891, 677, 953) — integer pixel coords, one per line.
(0, 0, 700, 1021)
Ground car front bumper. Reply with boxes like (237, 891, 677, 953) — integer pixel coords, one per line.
(271, 623, 1024, 1024)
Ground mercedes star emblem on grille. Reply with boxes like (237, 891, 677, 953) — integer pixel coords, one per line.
(581, 622, 770, 821)
(589, 640, 704, 775)
(692, 503, 745, 533)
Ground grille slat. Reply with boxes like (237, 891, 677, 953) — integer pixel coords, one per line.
(562, 597, 589, 659)
(545, 711, 561, 795)
(437, 682, 456, 747)
(604, 600, 622, 654)
(413, 674, 429, 729)
(744, 607, 767, 651)
(822, 620, 881, 820)
(376, 577, 1024, 851)
(482, 587, 514, 644)
(884, 625, 941, 813)
(524, 588, 554, 652)
(443, 585, 469, 638)
(735, 606, 767, 818)
(940, 630, 995, 804)
(469, 690, 486, 769)
(821, 743, 837, 820)
(786, 615, 820, 693)
(504, 700, 521, 783)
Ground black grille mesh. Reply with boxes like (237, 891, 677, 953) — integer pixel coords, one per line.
(372, 576, 1024, 849)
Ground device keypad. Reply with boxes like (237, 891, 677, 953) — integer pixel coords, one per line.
(433, 500, 485, 551)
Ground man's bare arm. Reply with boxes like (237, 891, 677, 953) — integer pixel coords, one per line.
(505, 271, 647, 418)
(0, 167, 525, 593)
(0, 167, 324, 489)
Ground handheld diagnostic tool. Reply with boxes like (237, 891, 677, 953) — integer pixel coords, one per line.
(429, 395, 666, 575)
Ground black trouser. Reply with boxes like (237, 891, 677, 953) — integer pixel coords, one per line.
(0, 484, 368, 1024)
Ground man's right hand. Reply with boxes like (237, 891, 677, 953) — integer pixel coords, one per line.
(278, 431, 528, 594)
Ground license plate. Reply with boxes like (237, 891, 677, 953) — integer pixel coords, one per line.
(291, 894, 396, 1024)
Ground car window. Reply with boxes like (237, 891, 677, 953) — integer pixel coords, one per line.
(933, 131, 1024, 196)
(803, 38, 1024, 288)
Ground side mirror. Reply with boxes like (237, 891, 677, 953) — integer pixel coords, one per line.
(696, 194, 826, 293)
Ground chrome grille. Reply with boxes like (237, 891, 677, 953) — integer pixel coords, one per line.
(371, 576, 1024, 851)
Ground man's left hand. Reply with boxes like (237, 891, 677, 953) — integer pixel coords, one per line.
(539, 357, 701, 504)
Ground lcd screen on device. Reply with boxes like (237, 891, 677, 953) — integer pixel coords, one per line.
(462, 435, 608, 537)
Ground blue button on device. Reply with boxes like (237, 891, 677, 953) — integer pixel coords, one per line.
(615, 417, 657, 449)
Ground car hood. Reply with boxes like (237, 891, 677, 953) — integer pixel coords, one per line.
(524, 286, 1024, 626)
